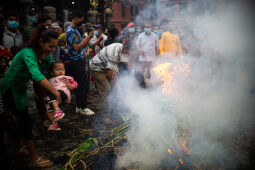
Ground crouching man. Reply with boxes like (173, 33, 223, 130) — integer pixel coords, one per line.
(89, 43, 123, 114)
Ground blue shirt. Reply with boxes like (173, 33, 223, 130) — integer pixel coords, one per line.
(66, 25, 84, 61)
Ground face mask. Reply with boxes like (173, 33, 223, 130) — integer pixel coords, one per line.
(137, 29, 141, 32)
(94, 30, 99, 36)
(28, 15, 37, 24)
(153, 30, 159, 35)
(76, 21, 82, 27)
(144, 28, 151, 34)
(129, 28, 135, 33)
(59, 46, 65, 50)
(8, 21, 19, 30)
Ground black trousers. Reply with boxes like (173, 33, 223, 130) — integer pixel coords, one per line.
(44, 90, 67, 112)
(33, 82, 48, 120)
(0, 114, 10, 169)
(3, 88, 33, 141)
(69, 59, 89, 109)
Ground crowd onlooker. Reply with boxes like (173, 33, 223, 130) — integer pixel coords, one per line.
(136, 24, 160, 88)
(159, 24, 183, 58)
(66, 10, 94, 115)
(3, 11, 23, 55)
(89, 24, 108, 55)
(23, 5, 41, 42)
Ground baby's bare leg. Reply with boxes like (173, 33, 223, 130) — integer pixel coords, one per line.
(46, 111, 54, 123)
(51, 101, 60, 111)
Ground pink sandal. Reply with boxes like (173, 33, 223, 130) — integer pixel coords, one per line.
(54, 109, 65, 121)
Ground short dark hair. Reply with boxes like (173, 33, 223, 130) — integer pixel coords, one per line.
(51, 60, 65, 72)
(71, 10, 84, 20)
(86, 27, 94, 34)
(38, 15, 52, 24)
(6, 10, 19, 19)
(94, 24, 102, 30)
(108, 26, 119, 40)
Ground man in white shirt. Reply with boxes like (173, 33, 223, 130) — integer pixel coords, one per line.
(90, 43, 123, 113)
(89, 24, 107, 54)
(136, 24, 159, 88)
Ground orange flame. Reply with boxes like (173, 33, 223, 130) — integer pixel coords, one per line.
(168, 149, 173, 155)
(153, 62, 191, 95)
(181, 133, 191, 155)
(153, 63, 176, 95)
(179, 158, 184, 165)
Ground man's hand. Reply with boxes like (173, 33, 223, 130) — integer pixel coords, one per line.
(98, 36, 103, 42)
(156, 47, 160, 56)
(140, 49, 145, 56)
(94, 36, 102, 45)
(88, 31, 94, 38)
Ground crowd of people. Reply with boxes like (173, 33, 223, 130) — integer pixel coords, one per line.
(0, 6, 184, 169)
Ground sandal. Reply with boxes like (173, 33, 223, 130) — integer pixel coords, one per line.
(29, 156, 54, 168)
(18, 147, 29, 155)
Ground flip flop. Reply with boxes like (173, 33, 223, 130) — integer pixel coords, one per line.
(29, 156, 54, 168)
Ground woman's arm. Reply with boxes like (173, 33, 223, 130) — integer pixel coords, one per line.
(38, 78, 62, 104)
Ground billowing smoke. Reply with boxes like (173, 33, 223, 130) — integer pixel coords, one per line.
(115, 0, 255, 169)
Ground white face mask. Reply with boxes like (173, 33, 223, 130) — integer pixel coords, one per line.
(144, 28, 151, 34)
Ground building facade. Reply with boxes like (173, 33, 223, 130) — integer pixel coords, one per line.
(110, 0, 149, 31)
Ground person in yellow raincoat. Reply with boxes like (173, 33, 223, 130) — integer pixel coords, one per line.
(159, 25, 184, 58)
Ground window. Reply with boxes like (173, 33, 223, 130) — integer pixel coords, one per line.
(130, 5, 134, 16)
(121, 3, 126, 18)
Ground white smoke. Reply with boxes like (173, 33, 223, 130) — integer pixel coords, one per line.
(115, 0, 255, 169)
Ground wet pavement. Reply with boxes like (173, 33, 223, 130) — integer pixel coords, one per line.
(6, 82, 126, 170)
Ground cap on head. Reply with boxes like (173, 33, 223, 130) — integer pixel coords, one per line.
(64, 22, 71, 30)
(127, 22, 135, 27)
(94, 24, 102, 30)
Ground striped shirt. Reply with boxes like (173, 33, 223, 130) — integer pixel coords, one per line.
(66, 25, 85, 61)
(90, 43, 123, 72)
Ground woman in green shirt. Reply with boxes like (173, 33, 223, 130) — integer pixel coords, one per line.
(0, 25, 61, 168)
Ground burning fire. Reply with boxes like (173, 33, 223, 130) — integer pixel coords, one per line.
(181, 131, 191, 155)
(153, 62, 191, 95)
(179, 158, 184, 165)
(155, 62, 191, 166)
(182, 140, 190, 155)
(168, 149, 173, 155)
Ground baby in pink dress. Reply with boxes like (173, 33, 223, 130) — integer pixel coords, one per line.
(49, 75, 77, 104)
(45, 61, 78, 130)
